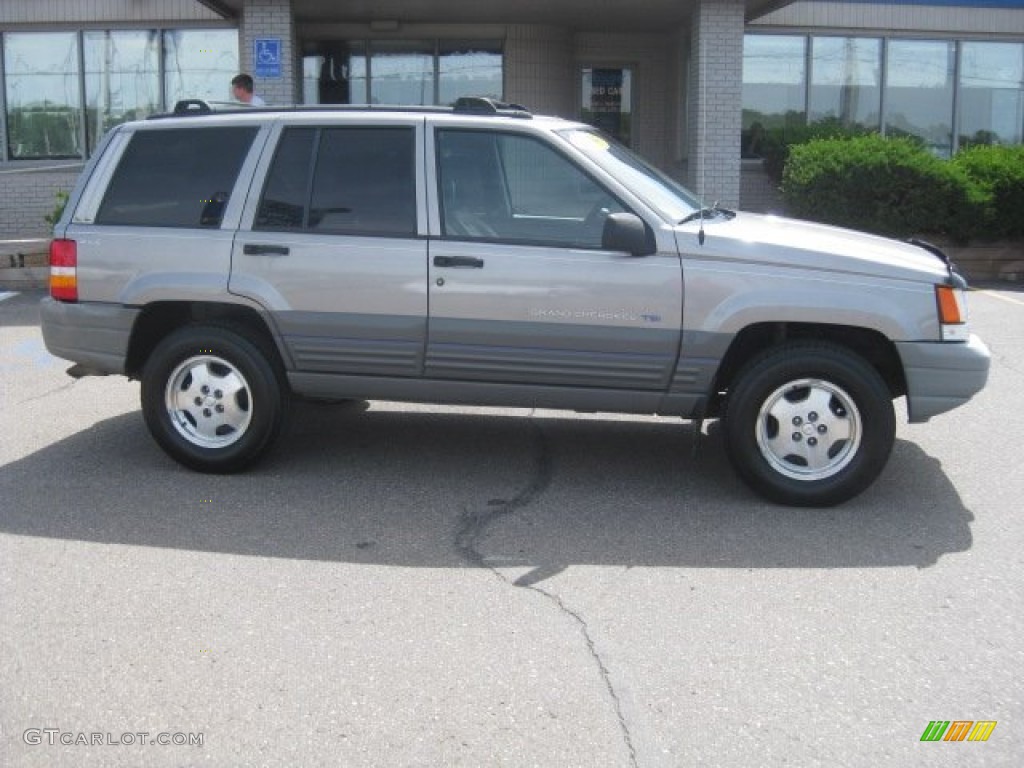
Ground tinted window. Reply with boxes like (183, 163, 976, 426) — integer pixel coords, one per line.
(255, 128, 315, 229)
(97, 127, 257, 227)
(437, 129, 624, 247)
(309, 127, 417, 235)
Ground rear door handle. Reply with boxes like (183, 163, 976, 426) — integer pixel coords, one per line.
(243, 243, 290, 256)
(433, 255, 484, 268)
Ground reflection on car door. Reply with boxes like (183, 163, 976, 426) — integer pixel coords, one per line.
(426, 126, 682, 391)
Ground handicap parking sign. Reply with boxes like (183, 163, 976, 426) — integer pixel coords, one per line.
(254, 38, 282, 78)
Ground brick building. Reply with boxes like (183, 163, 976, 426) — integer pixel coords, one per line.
(1, 0, 1022, 237)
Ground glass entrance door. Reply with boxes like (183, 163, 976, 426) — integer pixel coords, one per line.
(580, 67, 633, 146)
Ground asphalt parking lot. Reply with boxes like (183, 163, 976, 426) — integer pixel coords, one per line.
(1, 286, 1022, 767)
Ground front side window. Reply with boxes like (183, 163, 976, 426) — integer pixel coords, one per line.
(3, 32, 83, 159)
(255, 126, 417, 236)
(437, 129, 626, 248)
(96, 127, 257, 228)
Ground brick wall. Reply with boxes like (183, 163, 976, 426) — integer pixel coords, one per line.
(686, 0, 744, 208)
(505, 25, 575, 118)
(240, 0, 298, 106)
(0, 168, 81, 239)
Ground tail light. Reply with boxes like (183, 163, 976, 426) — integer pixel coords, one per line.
(49, 239, 78, 302)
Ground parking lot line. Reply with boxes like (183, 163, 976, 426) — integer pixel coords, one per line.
(976, 289, 1024, 308)
(0, 291, 18, 303)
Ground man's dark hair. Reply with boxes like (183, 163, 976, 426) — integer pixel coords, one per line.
(231, 73, 255, 93)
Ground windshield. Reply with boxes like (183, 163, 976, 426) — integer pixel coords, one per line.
(557, 128, 700, 223)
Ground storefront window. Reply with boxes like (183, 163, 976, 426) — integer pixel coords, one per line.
(304, 40, 502, 107)
(742, 35, 807, 158)
(164, 29, 239, 106)
(439, 42, 503, 105)
(4, 32, 83, 159)
(370, 41, 434, 105)
(810, 37, 881, 132)
(84, 30, 160, 153)
(303, 43, 368, 105)
(885, 40, 955, 156)
(959, 41, 1024, 147)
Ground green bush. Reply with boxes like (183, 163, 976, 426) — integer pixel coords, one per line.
(44, 189, 69, 229)
(754, 119, 876, 183)
(951, 145, 1024, 240)
(781, 135, 985, 242)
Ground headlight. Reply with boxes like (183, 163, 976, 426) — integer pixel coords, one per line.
(935, 285, 969, 341)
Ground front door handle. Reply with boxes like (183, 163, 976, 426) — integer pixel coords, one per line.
(243, 243, 290, 256)
(433, 255, 484, 268)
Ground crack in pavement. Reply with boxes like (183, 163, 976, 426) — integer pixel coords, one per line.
(453, 413, 639, 768)
(11, 377, 78, 407)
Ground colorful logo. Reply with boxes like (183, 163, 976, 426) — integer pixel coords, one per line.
(920, 721, 997, 742)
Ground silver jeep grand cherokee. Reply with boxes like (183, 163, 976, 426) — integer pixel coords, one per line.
(40, 98, 990, 506)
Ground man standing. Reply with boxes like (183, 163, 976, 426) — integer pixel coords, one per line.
(231, 73, 266, 106)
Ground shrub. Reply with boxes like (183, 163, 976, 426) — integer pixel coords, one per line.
(781, 135, 985, 242)
(952, 145, 1024, 240)
(44, 189, 70, 229)
(756, 119, 876, 183)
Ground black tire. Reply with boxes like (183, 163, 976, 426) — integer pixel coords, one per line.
(141, 325, 289, 473)
(723, 341, 895, 507)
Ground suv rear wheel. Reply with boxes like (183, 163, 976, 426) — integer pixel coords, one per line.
(141, 326, 288, 472)
(723, 342, 895, 506)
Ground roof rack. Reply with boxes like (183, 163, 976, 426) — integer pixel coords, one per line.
(451, 97, 532, 119)
(149, 97, 534, 121)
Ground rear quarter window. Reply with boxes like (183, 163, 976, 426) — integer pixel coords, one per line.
(95, 126, 258, 228)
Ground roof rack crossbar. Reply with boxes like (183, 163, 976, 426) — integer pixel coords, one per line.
(452, 97, 532, 119)
(149, 97, 534, 121)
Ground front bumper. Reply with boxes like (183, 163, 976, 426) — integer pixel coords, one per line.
(40, 298, 139, 376)
(895, 334, 991, 423)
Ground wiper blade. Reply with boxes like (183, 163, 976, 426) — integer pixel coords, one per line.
(678, 204, 735, 225)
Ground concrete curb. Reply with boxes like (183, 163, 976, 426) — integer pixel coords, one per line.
(0, 266, 48, 290)
(0, 239, 49, 290)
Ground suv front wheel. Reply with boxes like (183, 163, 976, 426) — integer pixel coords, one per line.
(141, 325, 288, 472)
(723, 342, 896, 507)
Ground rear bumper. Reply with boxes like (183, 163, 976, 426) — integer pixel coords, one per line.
(896, 335, 990, 423)
(40, 297, 138, 375)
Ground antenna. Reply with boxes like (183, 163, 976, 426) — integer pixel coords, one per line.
(698, 29, 707, 247)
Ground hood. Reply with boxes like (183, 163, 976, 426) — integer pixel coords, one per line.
(675, 211, 950, 284)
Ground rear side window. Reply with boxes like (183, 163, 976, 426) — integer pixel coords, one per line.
(96, 127, 257, 228)
(255, 126, 417, 237)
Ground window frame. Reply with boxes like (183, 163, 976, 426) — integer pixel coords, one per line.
(434, 127, 633, 251)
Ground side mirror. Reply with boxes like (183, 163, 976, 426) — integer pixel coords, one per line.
(602, 212, 656, 257)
